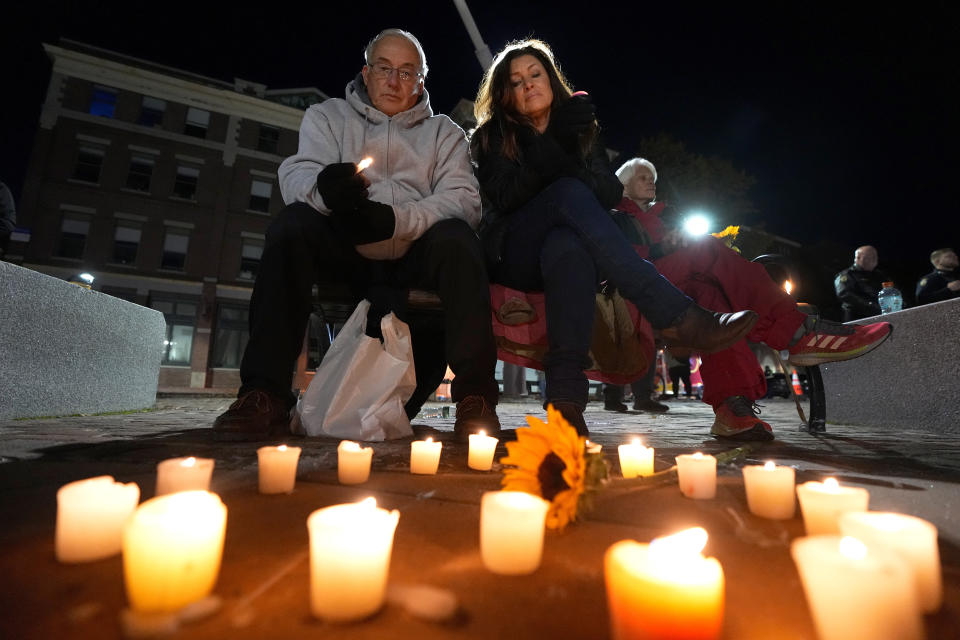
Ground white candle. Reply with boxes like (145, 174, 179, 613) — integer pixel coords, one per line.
(257, 445, 302, 494)
(618, 438, 654, 478)
(839, 511, 942, 613)
(307, 498, 400, 621)
(410, 438, 442, 475)
(586, 440, 603, 454)
(605, 527, 725, 640)
(468, 430, 498, 471)
(56, 476, 140, 563)
(791, 535, 923, 640)
(675, 452, 717, 499)
(122, 491, 227, 613)
(796, 478, 869, 535)
(742, 461, 795, 519)
(155, 457, 214, 496)
(338, 440, 373, 484)
(480, 491, 550, 575)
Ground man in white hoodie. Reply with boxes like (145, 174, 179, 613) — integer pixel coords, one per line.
(214, 29, 500, 441)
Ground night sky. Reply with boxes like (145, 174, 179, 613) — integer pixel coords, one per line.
(5, 2, 957, 279)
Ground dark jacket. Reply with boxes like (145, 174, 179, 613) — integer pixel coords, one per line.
(915, 268, 960, 305)
(834, 265, 886, 320)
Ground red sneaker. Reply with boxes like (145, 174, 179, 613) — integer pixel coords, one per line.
(710, 396, 774, 441)
(787, 318, 891, 367)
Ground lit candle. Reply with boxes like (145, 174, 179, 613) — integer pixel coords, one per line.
(791, 535, 923, 640)
(480, 491, 550, 575)
(468, 430, 498, 471)
(618, 438, 654, 478)
(338, 440, 373, 485)
(742, 461, 796, 519)
(796, 478, 869, 535)
(155, 457, 214, 496)
(257, 445, 302, 494)
(675, 452, 717, 499)
(356, 156, 374, 172)
(307, 498, 400, 621)
(586, 440, 603, 454)
(56, 476, 140, 563)
(122, 491, 227, 613)
(839, 511, 942, 613)
(410, 438, 442, 475)
(605, 527, 724, 640)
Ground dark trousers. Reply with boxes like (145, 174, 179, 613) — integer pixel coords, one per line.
(669, 365, 692, 397)
(603, 364, 657, 405)
(491, 178, 692, 408)
(240, 202, 499, 415)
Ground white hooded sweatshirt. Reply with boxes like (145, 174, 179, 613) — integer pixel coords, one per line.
(278, 78, 481, 260)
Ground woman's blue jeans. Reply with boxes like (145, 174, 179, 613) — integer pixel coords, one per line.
(491, 178, 692, 408)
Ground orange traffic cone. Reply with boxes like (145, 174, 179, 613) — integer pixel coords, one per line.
(791, 370, 803, 396)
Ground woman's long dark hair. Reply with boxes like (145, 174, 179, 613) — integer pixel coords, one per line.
(472, 39, 596, 161)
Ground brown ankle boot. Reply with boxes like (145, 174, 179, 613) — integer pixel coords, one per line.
(454, 395, 501, 442)
(659, 304, 758, 354)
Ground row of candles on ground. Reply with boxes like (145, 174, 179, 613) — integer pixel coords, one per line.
(55, 443, 942, 640)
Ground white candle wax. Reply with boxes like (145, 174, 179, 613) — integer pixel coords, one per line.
(155, 457, 214, 496)
(307, 498, 400, 621)
(338, 440, 373, 484)
(742, 461, 796, 519)
(467, 430, 498, 471)
(791, 535, 923, 640)
(605, 527, 725, 640)
(56, 476, 140, 563)
(480, 491, 550, 575)
(410, 438, 442, 475)
(839, 511, 942, 613)
(257, 445, 302, 494)
(796, 478, 869, 535)
(676, 452, 717, 499)
(619, 439, 654, 478)
(122, 491, 227, 613)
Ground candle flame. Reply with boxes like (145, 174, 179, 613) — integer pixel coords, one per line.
(692, 452, 703, 459)
(356, 157, 374, 172)
(650, 527, 708, 557)
(478, 430, 485, 437)
(764, 460, 777, 471)
(425, 437, 433, 444)
(359, 497, 377, 509)
(823, 477, 840, 490)
(181, 457, 196, 468)
(839, 536, 867, 560)
(784, 280, 793, 295)
(631, 438, 643, 447)
(278, 444, 287, 451)
(341, 440, 360, 451)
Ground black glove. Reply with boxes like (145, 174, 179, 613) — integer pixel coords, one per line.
(548, 94, 596, 151)
(334, 199, 396, 246)
(316, 162, 368, 212)
(516, 126, 579, 180)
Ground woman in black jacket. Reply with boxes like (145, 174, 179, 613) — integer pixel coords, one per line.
(470, 39, 758, 434)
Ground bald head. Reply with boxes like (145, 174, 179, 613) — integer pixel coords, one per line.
(854, 246, 878, 271)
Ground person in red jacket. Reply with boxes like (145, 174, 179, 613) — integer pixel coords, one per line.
(613, 157, 893, 441)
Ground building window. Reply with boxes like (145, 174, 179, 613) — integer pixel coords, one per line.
(211, 304, 249, 368)
(184, 107, 210, 138)
(161, 229, 189, 271)
(88, 86, 117, 118)
(239, 238, 264, 280)
(257, 124, 279, 153)
(248, 180, 272, 212)
(57, 216, 90, 259)
(112, 223, 141, 265)
(173, 166, 199, 200)
(72, 147, 104, 183)
(151, 299, 197, 365)
(138, 96, 166, 127)
(125, 156, 154, 192)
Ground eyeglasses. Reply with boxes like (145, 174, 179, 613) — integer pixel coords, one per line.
(368, 63, 422, 83)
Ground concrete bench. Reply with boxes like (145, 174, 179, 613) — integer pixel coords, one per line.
(0, 262, 166, 419)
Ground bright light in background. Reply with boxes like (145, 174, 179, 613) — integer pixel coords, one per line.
(683, 213, 710, 236)
(783, 280, 793, 295)
(78, 272, 94, 284)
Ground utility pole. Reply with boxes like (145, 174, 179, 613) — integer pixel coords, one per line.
(452, 0, 493, 71)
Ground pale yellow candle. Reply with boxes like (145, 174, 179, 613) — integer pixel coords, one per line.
(307, 498, 400, 621)
(337, 440, 373, 484)
(791, 535, 922, 640)
(840, 511, 942, 613)
(742, 461, 796, 519)
(56, 476, 140, 563)
(618, 438, 654, 478)
(410, 438, 442, 475)
(480, 491, 550, 575)
(257, 445, 302, 494)
(605, 527, 724, 640)
(467, 430, 498, 471)
(155, 457, 214, 495)
(676, 452, 717, 499)
(796, 477, 869, 535)
(122, 491, 227, 613)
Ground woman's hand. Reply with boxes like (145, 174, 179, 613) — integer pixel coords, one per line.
(548, 94, 596, 151)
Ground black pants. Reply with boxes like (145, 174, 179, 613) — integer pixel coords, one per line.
(669, 365, 692, 397)
(239, 203, 499, 416)
(603, 363, 657, 405)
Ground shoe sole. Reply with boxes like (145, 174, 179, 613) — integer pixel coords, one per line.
(711, 423, 775, 442)
(788, 326, 892, 367)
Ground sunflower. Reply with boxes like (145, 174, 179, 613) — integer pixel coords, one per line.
(500, 404, 588, 531)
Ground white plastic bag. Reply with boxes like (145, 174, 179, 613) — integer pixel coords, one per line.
(295, 300, 416, 441)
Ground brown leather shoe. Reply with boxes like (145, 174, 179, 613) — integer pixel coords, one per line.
(213, 389, 291, 442)
(659, 304, 758, 354)
(453, 395, 501, 442)
(552, 402, 589, 437)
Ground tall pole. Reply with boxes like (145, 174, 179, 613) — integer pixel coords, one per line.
(452, 0, 493, 71)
